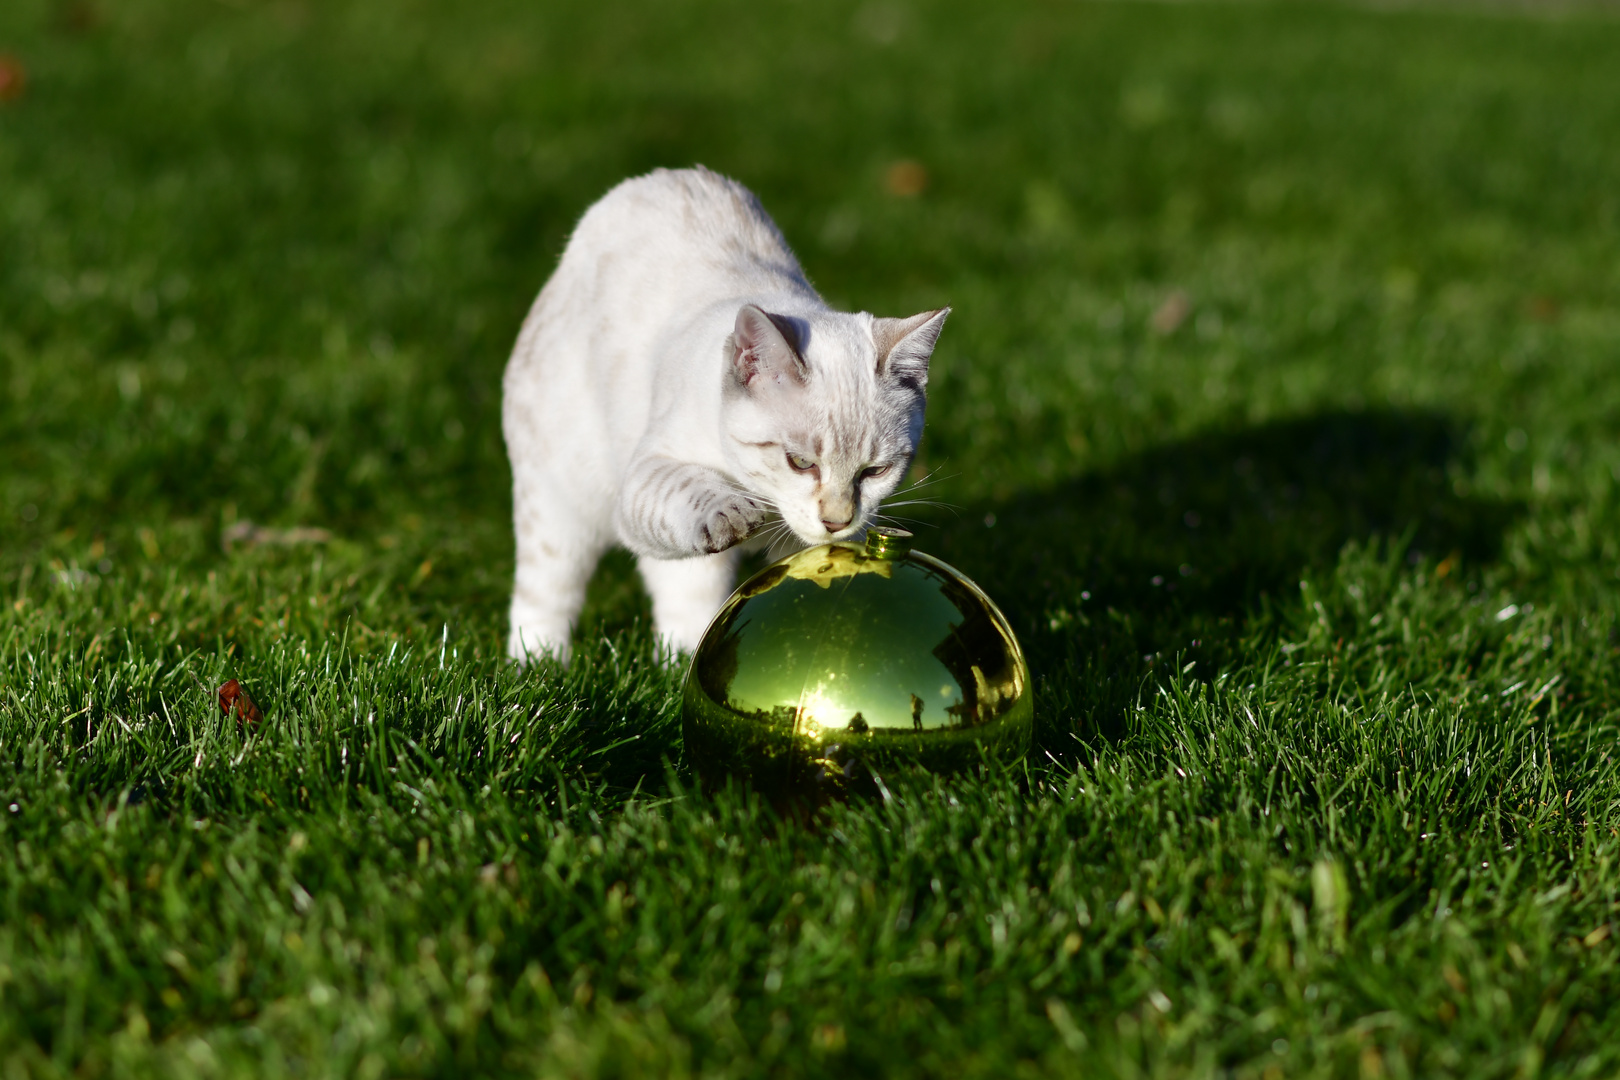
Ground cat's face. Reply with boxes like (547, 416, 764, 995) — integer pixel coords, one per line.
(721, 304, 948, 546)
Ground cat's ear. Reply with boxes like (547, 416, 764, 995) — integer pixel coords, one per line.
(873, 307, 949, 392)
(727, 305, 807, 392)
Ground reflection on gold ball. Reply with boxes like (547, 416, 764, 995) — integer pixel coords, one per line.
(682, 528, 1032, 815)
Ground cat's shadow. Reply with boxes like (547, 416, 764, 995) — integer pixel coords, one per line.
(579, 407, 1519, 752)
(916, 407, 1519, 742)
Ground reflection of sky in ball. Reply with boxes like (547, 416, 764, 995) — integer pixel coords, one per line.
(722, 567, 972, 731)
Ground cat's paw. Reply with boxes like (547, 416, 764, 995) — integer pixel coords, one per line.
(507, 620, 572, 667)
(697, 493, 766, 553)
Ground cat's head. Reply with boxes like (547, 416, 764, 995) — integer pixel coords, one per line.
(721, 303, 949, 546)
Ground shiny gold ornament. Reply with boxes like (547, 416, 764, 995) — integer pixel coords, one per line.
(682, 528, 1032, 812)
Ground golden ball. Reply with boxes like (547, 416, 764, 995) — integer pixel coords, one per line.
(682, 528, 1032, 814)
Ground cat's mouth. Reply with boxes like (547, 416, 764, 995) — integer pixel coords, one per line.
(778, 521, 858, 548)
(815, 519, 864, 544)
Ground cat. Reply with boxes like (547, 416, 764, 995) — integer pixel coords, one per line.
(503, 166, 949, 663)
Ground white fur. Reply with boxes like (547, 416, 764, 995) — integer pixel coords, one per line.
(503, 167, 948, 662)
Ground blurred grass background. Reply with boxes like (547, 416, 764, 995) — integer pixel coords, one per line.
(2, 0, 1620, 1076)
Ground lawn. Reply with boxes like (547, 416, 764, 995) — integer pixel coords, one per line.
(3, 0, 1620, 1075)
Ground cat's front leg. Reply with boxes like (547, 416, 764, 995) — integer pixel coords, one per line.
(615, 457, 767, 559)
(638, 550, 741, 657)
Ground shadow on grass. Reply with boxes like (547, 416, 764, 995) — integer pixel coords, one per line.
(910, 408, 1520, 749)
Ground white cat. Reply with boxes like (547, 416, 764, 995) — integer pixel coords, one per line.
(503, 166, 948, 663)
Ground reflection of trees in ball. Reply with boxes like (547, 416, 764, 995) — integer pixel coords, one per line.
(930, 577, 1024, 727)
(699, 624, 744, 707)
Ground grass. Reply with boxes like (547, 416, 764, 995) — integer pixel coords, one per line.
(2, 0, 1620, 1075)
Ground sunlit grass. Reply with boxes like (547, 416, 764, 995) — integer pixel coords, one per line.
(2, 0, 1619, 1075)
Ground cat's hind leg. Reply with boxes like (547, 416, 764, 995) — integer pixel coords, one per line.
(508, 486, 606, 666)
(637, 549, 740, 659)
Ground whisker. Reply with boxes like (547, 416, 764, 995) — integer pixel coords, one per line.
(880, 498, 960, 512)
(878, 500, 961, 525)
(888, 487, 951, 504)
(753, 518, 795, 552)
(766, 525, 803, 559)
(889, 468, 956, 498)
(712, 478, 780, 511)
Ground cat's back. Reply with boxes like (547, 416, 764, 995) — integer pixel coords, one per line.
(563, 166, 806, 293)
(506, 167, 812, 431)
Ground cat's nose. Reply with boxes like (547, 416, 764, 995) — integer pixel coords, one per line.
(821, 517, 852, 533)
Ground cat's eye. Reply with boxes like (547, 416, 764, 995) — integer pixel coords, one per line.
(786, 452, 816, 473)
(859, 464, 891, 481)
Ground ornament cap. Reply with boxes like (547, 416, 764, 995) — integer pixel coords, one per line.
(864, 526, 913, 560)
